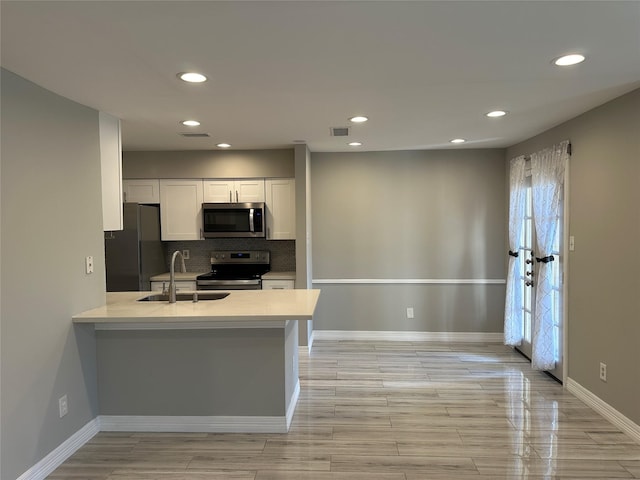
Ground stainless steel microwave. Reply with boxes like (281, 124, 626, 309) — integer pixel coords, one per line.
(202, 202, 265, 238)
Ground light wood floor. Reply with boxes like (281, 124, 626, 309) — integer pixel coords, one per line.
(48, 340, 640, 479)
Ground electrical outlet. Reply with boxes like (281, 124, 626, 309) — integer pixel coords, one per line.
(59, 394, 68, 418)
(85, 256, 94, 274)
(599, 362, 607, 382)
(182, 249, 190, 260)
(406, 307, 414, 319)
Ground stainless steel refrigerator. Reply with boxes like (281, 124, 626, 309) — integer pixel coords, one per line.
(105, 203, 166, 291)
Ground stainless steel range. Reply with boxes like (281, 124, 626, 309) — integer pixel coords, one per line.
(196, 250, 270, 290)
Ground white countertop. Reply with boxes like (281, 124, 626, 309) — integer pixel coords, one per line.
(73, 289, 320, 326)
(262, 271, 296, 280)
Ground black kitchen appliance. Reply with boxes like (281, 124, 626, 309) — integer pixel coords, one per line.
(105, 203, 166, 291)
(202, 202, 265, 238)
(196, 250, 270, 290)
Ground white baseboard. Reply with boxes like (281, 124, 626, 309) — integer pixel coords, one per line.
(286, 379, 300, 430)
(313, 330, 503, 343)
(17, 381, 300, 479)
(99, 381, 300, 434)
(99, 413, 290, 434)
(298, 330, 315, 354)
(16, 418, 100, 480)
(567, 378, 640, 445)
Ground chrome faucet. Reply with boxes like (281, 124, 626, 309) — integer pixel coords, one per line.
(169, 250, 186, 303)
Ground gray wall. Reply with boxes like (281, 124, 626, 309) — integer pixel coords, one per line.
(295, 144, 314, 345)
(123, 149, 294, 179)
(506, 88, 640, 426)
(310, 149, 507, 332)
(97, 328, 291, 416)
(294, 144, 313, 289)
(1, 70, 106, 479)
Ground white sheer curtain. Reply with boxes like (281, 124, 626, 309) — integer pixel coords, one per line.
(504, 156, 527, 346)
(530, 140, 568, 370)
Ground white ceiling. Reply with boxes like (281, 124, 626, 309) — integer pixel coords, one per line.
(2, 1, 639, 152)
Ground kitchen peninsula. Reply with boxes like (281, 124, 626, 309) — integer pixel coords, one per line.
(73, 289, 320, 433)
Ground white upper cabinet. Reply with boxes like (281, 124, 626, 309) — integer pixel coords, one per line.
(159, 180, 203, 241)
(266, 178, 296, 240)
(99, 112, 123, 231)
(203, 179, 265, 203)
(203, 180, 235, 203)
(123, 179, 160, 204)
(236, 179, 265, 202)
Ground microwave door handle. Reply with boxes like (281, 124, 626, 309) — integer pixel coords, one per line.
(249, 208, 255, 232)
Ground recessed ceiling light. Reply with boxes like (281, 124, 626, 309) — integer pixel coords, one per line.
(553, 54, 585, 66)
(486, 110, 507, 118)
(450, 138, 466, 144)
(177, 72, 208, 83)
(348, 142, 363, 147)
(217, 143, 231, 148)
(181, 120, 201, 126)
(349, 116, 368, 123)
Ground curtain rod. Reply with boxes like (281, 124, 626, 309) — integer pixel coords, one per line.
(523, 142, 572, 161)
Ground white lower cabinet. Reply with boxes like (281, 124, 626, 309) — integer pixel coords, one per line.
(159, 180, 204, 241)
(151, 281, 197, 292)
(262, 279, 295, 290)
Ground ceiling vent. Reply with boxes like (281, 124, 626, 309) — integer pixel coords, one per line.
(180, 133, 210, 138)
(330, 126, 350, 137)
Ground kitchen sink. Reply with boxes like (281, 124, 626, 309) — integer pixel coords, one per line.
(138, 292, 230, 302)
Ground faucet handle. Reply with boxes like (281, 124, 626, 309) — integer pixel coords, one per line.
(162, 282, 168, 295)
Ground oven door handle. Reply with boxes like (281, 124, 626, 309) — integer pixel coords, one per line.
(197, 279, 261, 286)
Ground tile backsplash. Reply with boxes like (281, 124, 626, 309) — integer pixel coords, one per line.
(164, 239, 295, 273)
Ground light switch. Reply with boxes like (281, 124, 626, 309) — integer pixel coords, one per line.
(569, 236, 575, 251)
(85, 256, 94, 274)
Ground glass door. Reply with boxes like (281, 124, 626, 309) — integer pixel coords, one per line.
(547, 207, 564, 381)
(517, 179, 535, 359)
(516, 175, 564, 382)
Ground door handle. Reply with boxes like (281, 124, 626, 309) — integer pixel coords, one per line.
(236, 190, 239, 203)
